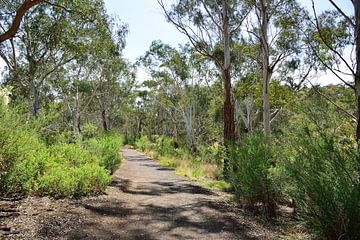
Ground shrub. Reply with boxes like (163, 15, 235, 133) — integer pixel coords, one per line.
(87, 134, 124, 173)
(228, 133, 278, 217)
(135, 135, 153, 151)
(37, 163, 111, 198)
(82, 123, 99, 139)
(0, 106, 45, 193)
(155, 136, 175, 156)
(0, 106, 121, 198)
(284, 130, 360, 240)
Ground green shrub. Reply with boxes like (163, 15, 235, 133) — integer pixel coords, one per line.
(228, 133, 278, 217)
(135, 135, 153, 151)
(5, 148, 48, 193)
(82, 123, 99, 139)
(155, 136, 175, 156)
(198, 142, 225, 165)
(0, 106, 45, 193)
(284, 130, 360, 240)
(0, 106, 121, 198)
(37, 163, 111, 198)
(87, 134, 124, 173)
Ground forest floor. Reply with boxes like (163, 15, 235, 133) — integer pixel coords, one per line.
(0, 148, 298, 240)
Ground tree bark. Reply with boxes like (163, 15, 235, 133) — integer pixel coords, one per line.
(0, 0, 44, 44)
(101, 109, 108, 132)
(222, 0, 235, 178)
(73, 88, 81, 136)
(32, 84, 40, 118)
(259, 0, 271, 145)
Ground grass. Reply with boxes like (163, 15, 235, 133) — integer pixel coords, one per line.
(140, 149, 231, 191)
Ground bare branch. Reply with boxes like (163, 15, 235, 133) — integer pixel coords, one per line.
(328, 0, 355, 27)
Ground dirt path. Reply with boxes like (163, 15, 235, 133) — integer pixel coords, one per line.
(1, 148, 278, 240)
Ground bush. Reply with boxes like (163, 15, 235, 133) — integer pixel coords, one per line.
(228, 133, 278, 217)
(87, 134, 124, 173)
(0, 106, 45, 193)
(0, 106, 122, 198)
(135, 135, 153, 151)
(155, 136, 176, 156)
(82, 123, 99, 140)
(284, 130, 360, 240)
(37, 163, 111, 198)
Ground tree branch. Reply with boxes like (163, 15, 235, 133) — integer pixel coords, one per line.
(0, 0, 44, 44)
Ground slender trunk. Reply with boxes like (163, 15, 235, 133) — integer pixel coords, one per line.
(98, 97, 108, 132)
(73, 88, 81, 136)
(101, 109, 108, 132)
(136, 116, 142, 138)
(32, 83, 40, 118)
(355, 0, 360, 142)
(183, 106, 196, 152)
(222, 0, 235, 178)
(260, 0, 271, 145)
(172, 118, 179, 148)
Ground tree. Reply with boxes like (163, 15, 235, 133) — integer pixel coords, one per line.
(244, 0, 307, 145)
(0, 0, 44, 44)
(1, 0, 118, 118)
(308, 0, 360, 141)
(158, 0, 248, 176)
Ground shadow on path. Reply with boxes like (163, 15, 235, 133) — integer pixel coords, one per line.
(38, 149, 263, 240)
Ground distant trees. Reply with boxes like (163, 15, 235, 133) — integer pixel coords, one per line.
(0, 0, 132, 136)
(158, 0, 249, 176)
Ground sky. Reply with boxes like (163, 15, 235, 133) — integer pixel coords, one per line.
(103, 0, 353, 61)
(0, 0, 355, 85)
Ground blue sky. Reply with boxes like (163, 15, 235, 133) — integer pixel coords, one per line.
(0, 0, 355, 85)
(103, 0, 353, 62)
(103, 0, 187, 62)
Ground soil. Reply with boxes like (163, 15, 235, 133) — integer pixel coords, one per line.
(0, 148, 286, 240)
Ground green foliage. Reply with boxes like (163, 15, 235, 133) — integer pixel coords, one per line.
(37, 163, 111, 198)
(228, 133, 278, 217)
(0, 107, 123, 198)
(284, 130, 360, 240)
(82, 123, 99, 139)
(86, 134, 124, 173)
(155, 136, 176, 156)
(134, 135, 153, 151)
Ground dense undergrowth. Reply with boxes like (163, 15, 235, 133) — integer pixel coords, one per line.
(0, 106, 124, 198)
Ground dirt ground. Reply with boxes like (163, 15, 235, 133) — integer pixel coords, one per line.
(0, 148, 286, 240)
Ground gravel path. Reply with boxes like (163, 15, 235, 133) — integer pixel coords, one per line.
(1, 148, 276, 240)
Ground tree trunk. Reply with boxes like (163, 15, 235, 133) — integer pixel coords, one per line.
(32, 84, 40, 118)
(73, 88, 81, 136)
(222, 0, 235, 179)
(260, 0, 271, 145)
(101, 109, 108, 132)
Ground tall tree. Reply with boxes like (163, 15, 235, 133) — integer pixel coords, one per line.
(244, 0, 307, 144)
(158, 0, 248, 175)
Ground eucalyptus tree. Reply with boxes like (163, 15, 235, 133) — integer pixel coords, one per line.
(0, 0, 44, 44)
(243, 0, 308, 144)
(0, 0, 117, 118)
(308, 1, 360, 141)
(158, 0, 249, 145)
(51, 16, 130, 134)
(140, 41, 206, 151)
